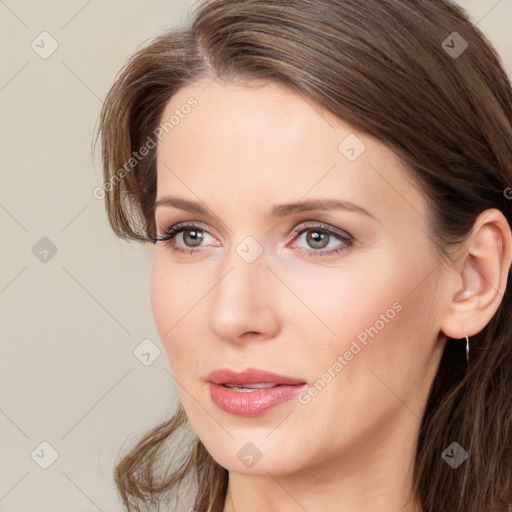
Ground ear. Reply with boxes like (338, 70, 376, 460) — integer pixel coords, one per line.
(440, 208, 512, 339)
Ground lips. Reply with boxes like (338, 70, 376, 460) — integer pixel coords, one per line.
(205, 368, 307, 387)
(205, 368, 308, 416)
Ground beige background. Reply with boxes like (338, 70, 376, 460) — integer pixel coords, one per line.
(0, 1, 511, 511)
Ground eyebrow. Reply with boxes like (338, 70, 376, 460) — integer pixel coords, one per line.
(155, 196, 377, 221)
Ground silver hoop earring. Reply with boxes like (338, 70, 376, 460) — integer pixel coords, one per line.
(465, 334, 469, 363)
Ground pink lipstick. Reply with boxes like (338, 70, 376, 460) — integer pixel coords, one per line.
(205, 368, 307, 417)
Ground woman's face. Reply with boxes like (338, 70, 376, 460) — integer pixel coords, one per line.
(151, 79, 450, 476)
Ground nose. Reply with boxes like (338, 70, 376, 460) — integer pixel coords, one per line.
(207, 245, 281, 343)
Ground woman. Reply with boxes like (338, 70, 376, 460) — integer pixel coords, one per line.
(95, 0, 512, 511)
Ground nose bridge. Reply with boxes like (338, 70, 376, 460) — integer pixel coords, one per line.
(215, 240, 268, 313)
(208, 238, 278, 340)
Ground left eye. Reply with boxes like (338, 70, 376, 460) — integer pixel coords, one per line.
(290, 224, 354, 256)
(152, 222, 354, 257)
(295, 227, 343, 250)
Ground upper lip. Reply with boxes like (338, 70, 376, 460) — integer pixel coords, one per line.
(205, 368, 307, 386)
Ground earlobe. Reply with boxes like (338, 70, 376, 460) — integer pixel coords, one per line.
(440, 209, 512, 340)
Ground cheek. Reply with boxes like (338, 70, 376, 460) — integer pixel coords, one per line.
(150, 256, 170, 341)
(150, 238, 437, 382)
(325, 255, 438, 407)
(150, 254, 190, 363)
(150, 252, 212, 379)
(284, 249, 419, 347)
(294, 244, 437, 389)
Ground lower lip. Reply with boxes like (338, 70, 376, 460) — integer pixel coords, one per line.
(209, 383, 307, 417)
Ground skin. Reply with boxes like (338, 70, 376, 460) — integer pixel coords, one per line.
(150, 78, 512, 512)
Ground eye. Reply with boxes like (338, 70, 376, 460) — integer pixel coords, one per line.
(290, 223, 354, 257)
(151, 222, 216, 255)
(152, 221, 354, 257)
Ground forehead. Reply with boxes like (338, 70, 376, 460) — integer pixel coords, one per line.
(155, 79, 427, 225)
(157, 78, 339, 165)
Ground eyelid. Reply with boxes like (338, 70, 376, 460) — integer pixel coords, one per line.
(153, 220, 216, 242)
(288, 221, 352, 242)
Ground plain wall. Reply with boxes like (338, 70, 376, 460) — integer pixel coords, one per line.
(0, 1, 511, 510)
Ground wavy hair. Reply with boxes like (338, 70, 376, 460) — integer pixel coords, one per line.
(95, 1, 512, 510)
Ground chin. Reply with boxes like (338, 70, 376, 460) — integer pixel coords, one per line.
(199, 435, 309, 476)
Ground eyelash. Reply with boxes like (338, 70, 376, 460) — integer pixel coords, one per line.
(151, 222, 354, 257)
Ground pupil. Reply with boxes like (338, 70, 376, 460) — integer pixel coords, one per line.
(307, 230, 328, 249)
(185, 230, 203, 247)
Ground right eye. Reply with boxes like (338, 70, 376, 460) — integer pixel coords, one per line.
(152, 222, 216, 254)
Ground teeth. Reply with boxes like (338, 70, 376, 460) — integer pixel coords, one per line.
(224, 383, 278, 391)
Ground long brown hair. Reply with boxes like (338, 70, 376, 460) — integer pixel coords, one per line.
(95, 1, 512, 510)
